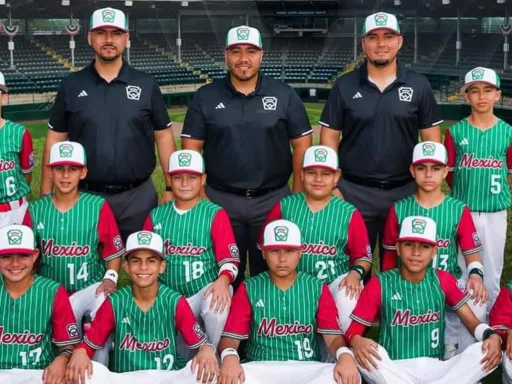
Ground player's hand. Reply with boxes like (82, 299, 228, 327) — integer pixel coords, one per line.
(66, 348, 93, 384)
(466, 276, 487, 306)
(160, 191, 174, 205)
(205, 275, 231, 314)
(339, 271, 362, 300)
(218, 355, 245, 384)
(191, 344, 219, 383)
(480, 334, 502, 371)
(96, 279, 117, 297)
(351, 335, 381, 371)
(333, 353, 359, 384)
(42, 354, 68, 384)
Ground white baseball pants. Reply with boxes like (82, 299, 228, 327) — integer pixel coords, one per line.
(0, 197, 28, 228)
(503, 353, 512, 384)
(329, 272, 363, 333)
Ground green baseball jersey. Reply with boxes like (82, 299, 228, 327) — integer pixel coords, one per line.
(445, 118, 512, 212)
(82, 284, 207, 373)
(262, 193, 372, 284)
(144, 199, 239, 297)
(349, 269, 470, 360)
(0, 120, 34, 202)
(24, 193, 124, 292)
(222, 272, 342, 362)
(0, 275, 80, 369)
(382, 195, 483, 278)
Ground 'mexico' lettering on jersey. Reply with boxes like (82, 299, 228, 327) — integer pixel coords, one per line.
(0, 159, 15, 172)
(436, 239, 450, 248)
(256, 317, 313, 337)
(0, 327, 44, 345)
(119, 333, 171, 352)
(302, 241, 337, 256)
(391, 309, 441, 327)
(164, 240, 207, 256)
(459, 154, 503, 169)
(41, 239, 91, 256)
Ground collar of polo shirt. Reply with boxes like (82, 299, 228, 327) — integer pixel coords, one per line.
(359, 61, 407, 86)
(225, 70, 264, 96)
(90, 59, 132, 84)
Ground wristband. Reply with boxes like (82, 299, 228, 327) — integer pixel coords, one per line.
(165, 186, 173, 192)
(350, 265, 365, 279)
(474, 323, 492, 342)
(61, 349, 73, 357)
(469, 268, 484, 281)
(220, 348, 239, 362)
(467, 261, 484, 274)
(103, 269, 118, 285)
(336, 346, 354, 361)
(483, 328, 500, 342)
(219, 263, 239, 281)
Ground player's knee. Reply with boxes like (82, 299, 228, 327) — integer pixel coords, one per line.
(463, 341, 486, 359)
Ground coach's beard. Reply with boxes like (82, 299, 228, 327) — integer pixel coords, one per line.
(371, 59, 391, 67)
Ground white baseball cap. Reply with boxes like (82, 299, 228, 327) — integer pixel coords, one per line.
(398, 216, 437, 246)
(125, 231, 164, 259)
(49, 141, 86, 167)
(261, 219, 302, 250)
(363, 12, 400, 36)
(412, 142, 447, 166)
(0, 71, 8, 93)
(225, 25, 262, 50)
(303, 146, 338, 171)
(90, 7, 128, 32)
(0, 225, 36, 256)
(168, 150, 204, 175)
(461, 67, 501, 93)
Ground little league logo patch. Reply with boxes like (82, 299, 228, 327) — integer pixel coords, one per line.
(471, 68, 485, 80)
(374, 13, 388, 27)
(422, 143, 436, 156)
(178, 153, 192, 167)
(137, 232, 152, 245)
(366, 245, 373, 258)
(274, 226, 289, 241)
(314, 148, 328, 162)
(59, 143, 74, 158)
(411, 219, 427, 234)
(229, 243, 239, 258)
(472, 232, 481, 247)
(29, 151, 35, 168)
(102, 9, 116, 23)
(398, 87, 414, 102)
(66, 323, 79, 339)
(7, 230, 22, 245)
(126, 85, 142, 101)
(262, 96, 278, 111)
(193, 323, 205, 338)
(236, 27, 250, 41)
(113, 235, 123, 251)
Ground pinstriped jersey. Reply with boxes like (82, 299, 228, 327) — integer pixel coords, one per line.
(0, 120, 34, 202)
(144, 199, 239, 297)
(24, 193, 124, 292)
(382, 195, 482, 278)
(222, 272, 342, 362)
(445, 118, 512, 212)
(0, 275, 79, 369)
(349, 269, 470, 360)
(262, 193, 372, 284)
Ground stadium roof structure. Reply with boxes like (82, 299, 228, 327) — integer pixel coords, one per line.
(3, 0, 511, 20)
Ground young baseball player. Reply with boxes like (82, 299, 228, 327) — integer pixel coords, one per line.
(382, 141, 487, 357)
(23, 141, 124, 364)
(345, 216, 502, 384)
(0, 225, 80, 383)
(0, 72, 34, 228)
(218, 219, 361, 384)
(66, 230, 219, 384)
(143, 149, 239, 352)
(260, 145, 371, 332)
(489, 282, 512, 384)
(444, 66, 512, 313)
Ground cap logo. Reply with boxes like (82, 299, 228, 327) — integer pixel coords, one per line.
(102, 9, 116, 23)
(178, 153, 192, 167)
(274, 226, 289, 241)
(471, 68, 485, 81)
(313, 148, 328, 163)
(137, 231, 152, 245)
(374, 13, 388, 27)
(411, 219, 427, 235)
(422, 143, 436, 157)
(236, 27, 250, 41)
(7, 229, 22, 245)
(59, 143, 74, 158)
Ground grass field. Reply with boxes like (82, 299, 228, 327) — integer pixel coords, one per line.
(23, 102, 506, 382)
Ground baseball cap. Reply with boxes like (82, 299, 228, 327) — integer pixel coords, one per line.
(398, 216, 437, 246)
(168, 150, 204, 175)
(49, 141, 86, 167)
(0, 71, 8, 93)
(0, 225, 36, 256)
(412, 142, 447, 166)
(125, 231, 164, 259)
(261, 219, 302, 250)
(225, 25, 262, 50)
(363, 12, 400, 36)
(90, 7, 128, 32)
(303, 146, 338, 171)
(461, 67, 501, 93)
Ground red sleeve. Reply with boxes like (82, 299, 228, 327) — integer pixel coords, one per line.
(457, 207, 483, 256)
(212, 209, 240, 268)
(444, 129, 456, 188)
(348, 276, 382, 328)
(98, 202, 124, 262)
(437, 270, 470, 310)
(82, 299, 116, 358)
(490, 286, 512, 345)
(257, 202, 283, 248)
(507, 142, 512, 174)
(346, 210, 372, 265)
(19, 129, 34, 173)
(345, 321, 368, 345)
(222, 283, 252, 340)
(175, 297, 208, 349)
(142, 214, 154, 231)
(22, 209, 33, 228)
(316, 283, 343, 335)
(51, 286, 80, 347)
(381, 205, 399, 271)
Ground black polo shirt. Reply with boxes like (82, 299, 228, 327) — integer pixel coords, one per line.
(320, 62, 443, 182)
(181, 74, 312, 190)
(48, 61, 171, 184)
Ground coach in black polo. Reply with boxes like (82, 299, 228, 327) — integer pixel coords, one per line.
(41, 7, 176, 241)
(320, 12, 442, 271)
(182, 25, 312, 288)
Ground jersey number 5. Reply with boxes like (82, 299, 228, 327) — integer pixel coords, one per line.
(491, 175, 501, 195)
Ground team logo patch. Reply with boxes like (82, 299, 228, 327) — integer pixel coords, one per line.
(472, 232, 481, 247)
(66, 323, 79, 339)
(374, 13, 388, 27)
(398, 86, 414, 102)
(236, 27, 250, 41)
(102, 9, 116, 23)
(411, 218, 427, 234)
(28, 151, 35, 168)
(137, 231, 152, 245)
(59, 143, 74, 158)
(262, 96, 278, 111)
(471, 67, 485, 81)
(113, 235, 122, 251)
(228, 243, 239, 258)
(126, 85, 142, 101)
(193, 323, 205, 338)
(274, 226, 289, 241)
(366, 245, 373, 258)
(6, 230, 22, 245)
(422, 142, 436, 156)
(178, 153, 192, 167)
(314, 148, 328, 162)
